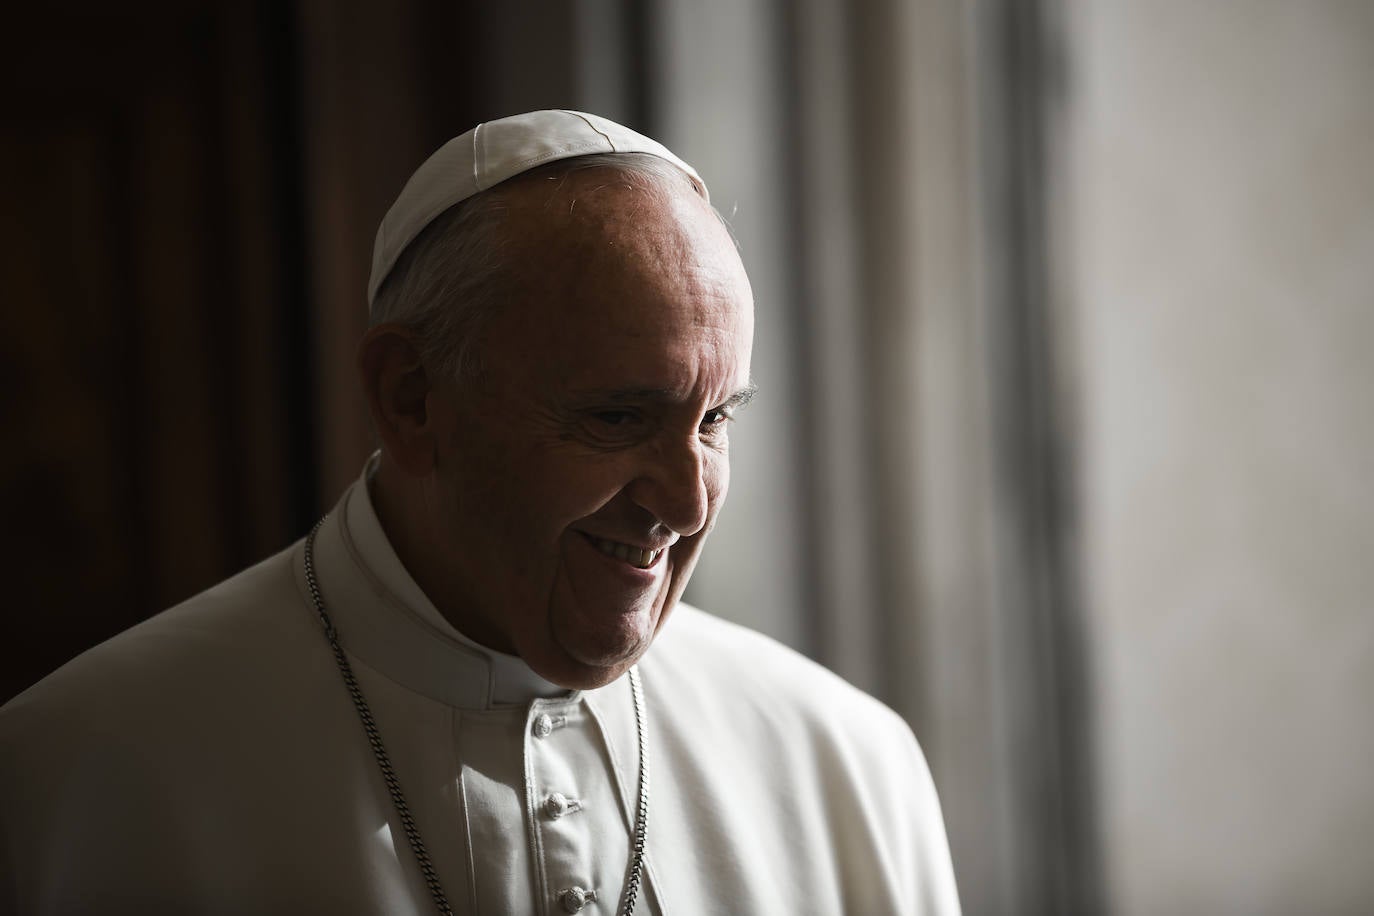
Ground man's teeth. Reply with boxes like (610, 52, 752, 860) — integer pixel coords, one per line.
(592, 537, 660, 569)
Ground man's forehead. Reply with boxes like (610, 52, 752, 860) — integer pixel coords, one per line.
(490, 167, 749, 322)
(369, 110, 706, 305)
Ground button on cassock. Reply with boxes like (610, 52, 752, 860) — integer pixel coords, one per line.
(560, 886, 597, 912)
(533, 714, 554, 738)
(544, 791, 582, 819)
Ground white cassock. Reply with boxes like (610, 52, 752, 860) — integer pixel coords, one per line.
(0, 463, 961, 915)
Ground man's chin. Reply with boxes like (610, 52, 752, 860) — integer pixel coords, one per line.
(524, 611, 662, 690)
(529, 576, 687, 688)
(554, 630, 650, 687)
(524, 644, 639, 691)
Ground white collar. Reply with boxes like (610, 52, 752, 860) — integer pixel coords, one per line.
(302, 455, 571, 709)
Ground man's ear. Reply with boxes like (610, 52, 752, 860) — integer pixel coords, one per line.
(358, 324, 436, 476)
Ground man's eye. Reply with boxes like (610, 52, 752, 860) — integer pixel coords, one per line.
(700, 409, 732, 433)
(591, 410, 640, 427)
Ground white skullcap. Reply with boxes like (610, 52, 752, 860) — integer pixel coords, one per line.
(368, 109, 707, 305)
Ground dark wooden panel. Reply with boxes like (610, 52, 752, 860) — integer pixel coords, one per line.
(0, 3, 306, 701)
(0, 123, 144, 682)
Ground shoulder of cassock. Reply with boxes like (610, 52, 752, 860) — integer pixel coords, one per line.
(0, 546, 342, 892)
(593, 603, 960, 913)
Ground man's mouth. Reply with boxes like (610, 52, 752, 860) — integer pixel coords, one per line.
(587, 535, 663, 570)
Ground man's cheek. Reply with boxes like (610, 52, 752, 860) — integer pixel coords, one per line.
(704, 461, 729, 514)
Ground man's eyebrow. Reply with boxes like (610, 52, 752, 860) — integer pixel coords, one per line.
(574, 382, 760, 409)
(721, 382, 760, 410)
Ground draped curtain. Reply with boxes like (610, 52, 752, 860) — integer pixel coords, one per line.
(644, 1, 1101, 911)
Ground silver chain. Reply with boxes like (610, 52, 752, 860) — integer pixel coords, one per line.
(620, 664, 649, 916)
(304, 518, 453, 915)
(304, 516, 650, 916)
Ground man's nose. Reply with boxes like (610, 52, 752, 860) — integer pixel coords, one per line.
(628, 435, 711, 537)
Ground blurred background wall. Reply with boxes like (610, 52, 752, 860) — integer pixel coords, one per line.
(2, 1, 1370, 913)
(1063, 3, 1374, 913)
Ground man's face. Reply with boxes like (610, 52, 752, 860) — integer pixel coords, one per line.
(421, 169, 755, 689)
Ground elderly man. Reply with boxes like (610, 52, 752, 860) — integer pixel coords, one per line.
(0, 111, 959, 914)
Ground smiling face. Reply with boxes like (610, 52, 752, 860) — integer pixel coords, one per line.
(418, 168, 754, 689)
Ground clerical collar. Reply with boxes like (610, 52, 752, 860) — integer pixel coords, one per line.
(317, 454, 570, 707)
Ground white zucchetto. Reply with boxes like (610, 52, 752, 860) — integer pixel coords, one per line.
(368, 109, 706, 305)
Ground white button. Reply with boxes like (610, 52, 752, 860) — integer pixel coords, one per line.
(560, 886, 596, 912)
(544, 791, 584, 818)
(533, 714, 554, 738)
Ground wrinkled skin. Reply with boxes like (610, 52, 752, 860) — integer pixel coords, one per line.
(365, 168, 755, 690)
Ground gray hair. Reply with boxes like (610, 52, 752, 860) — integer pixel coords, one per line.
(369, 151, 710, 383)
